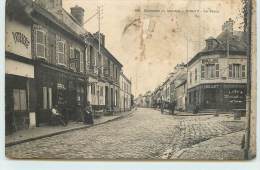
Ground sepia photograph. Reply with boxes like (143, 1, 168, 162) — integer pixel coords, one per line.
(4, 0, 256, 161)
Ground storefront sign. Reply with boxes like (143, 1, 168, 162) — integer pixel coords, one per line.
(12, 32, 30, 49)
(224, 89, 245, 103)
(203, 84, 220, 89)
(202, 58, 218, 64)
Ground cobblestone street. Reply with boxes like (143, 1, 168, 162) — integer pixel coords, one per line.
(6, 108, 245, 160)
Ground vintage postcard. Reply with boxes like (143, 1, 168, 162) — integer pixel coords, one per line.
(5, 0, 256, 160)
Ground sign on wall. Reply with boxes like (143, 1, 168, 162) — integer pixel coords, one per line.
(201, 58, 218, 64)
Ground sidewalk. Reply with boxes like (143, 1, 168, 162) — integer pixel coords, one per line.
(6, 111, 134, 147)
(157, 108, 232, 116)
(172, 130, 245, 160)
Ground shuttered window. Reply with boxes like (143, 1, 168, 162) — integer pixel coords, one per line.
(242, 65, 246, 78)
(215, 64, 219, 78)
(201, 65, 205, 79)
(229, 64, 233, 78)
(36, 30, 46, 59)
(57, 40, 65, 65)
(13, 89, 27, 111)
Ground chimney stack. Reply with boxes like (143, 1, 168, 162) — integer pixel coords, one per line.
(70, 5, 84, 26)
(222, 18, 234, 33)
(93, 32, 105, 47)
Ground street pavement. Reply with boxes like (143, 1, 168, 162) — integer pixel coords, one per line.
(5, 108, 245, 160)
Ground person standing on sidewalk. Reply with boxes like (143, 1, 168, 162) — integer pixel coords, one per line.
(160, 101, 165, 114)
(83, 101, 94, 125)
(170, 100, 176, 115)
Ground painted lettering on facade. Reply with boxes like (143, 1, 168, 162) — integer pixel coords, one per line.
(12, 32, 30, 49)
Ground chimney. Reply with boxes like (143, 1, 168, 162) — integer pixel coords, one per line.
(93, 32, 105, 47)
(222, 18, 234, 33)
(70, 5, 84, 26)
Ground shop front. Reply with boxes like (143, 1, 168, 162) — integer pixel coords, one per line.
(188, 83, 246, 112)
(35, 63, 86, 126)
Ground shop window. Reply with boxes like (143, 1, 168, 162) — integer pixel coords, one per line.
(201, 65, 205, 79)
(216, 64, 219, 78)
(56, 40, 65, 65)
(48, 88, 53, 109)
(13, 89, 27, 111)
(242, 65, 246, 78)
(36, 30, 46, 59)
(43, 87, 52, 109)
(43, 87, 48, 109)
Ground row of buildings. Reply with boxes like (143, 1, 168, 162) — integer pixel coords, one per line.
(136, 18, 247, 113)
(5, 0, 132, 134)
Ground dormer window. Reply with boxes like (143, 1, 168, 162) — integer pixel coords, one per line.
(207, 40, 214, 50)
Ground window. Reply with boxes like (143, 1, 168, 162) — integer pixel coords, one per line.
(233, 64, 241, 79)
(207, 40, 213, 50)
(80, 51, 84, 73)
(91, 84, 95, 95)
(207, 64, 215, 79)
(56, 39, 65, 65)
(190, 72, 192, 84)
(100, 86, 103, 96)
(70, 47, 74, 59)
(229, 64, 243, 79)
(195, 68, 197, 82)
(13, 89, 27, 111)
(229, 64, 232, 78)
(201, 65, 205, 79)
(36, 30, 46, 59)
(215, 64, 219, 78)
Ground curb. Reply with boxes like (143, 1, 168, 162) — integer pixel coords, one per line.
(5, 110, 135, 147)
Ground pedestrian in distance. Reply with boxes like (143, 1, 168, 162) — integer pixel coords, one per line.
(171, 100, 176, 115)
(160, 101, 164, 114)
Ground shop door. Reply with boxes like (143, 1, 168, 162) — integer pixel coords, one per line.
(204, 88, 217, 109)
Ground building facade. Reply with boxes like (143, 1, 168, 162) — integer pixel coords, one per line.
(187, 19, 247, 112)
(84, 32, 123, 112)
(119, 72, 132, 111)
(5, 0, 128, 134)
(5, 0, 36, 134)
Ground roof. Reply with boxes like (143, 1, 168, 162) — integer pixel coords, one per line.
(85, 33, 123, 67)
(188, 30, 247, 66)
(120, 72, 131, 83)
(29, 3, 85, 43)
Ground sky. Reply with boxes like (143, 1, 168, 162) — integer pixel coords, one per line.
(63, 0, 243, 97)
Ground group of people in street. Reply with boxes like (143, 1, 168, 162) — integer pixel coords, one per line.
(160, 100, 177, 115)
(50, 101, 94, 126)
